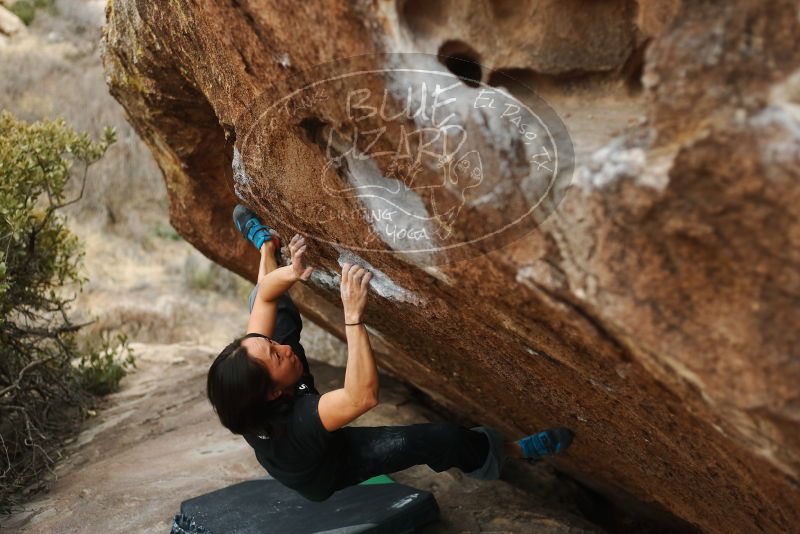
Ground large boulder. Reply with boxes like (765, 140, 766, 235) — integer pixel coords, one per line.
(102, 0, 800, 532)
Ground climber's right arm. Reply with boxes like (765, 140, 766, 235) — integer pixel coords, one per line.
(247, 235, 313, 337)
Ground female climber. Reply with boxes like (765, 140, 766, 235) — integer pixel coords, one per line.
(206, 204, 575, 502)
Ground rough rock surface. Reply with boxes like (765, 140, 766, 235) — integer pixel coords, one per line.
(102, 1, 800, 532)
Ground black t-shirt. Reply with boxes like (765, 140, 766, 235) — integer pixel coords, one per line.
(242, 341, 344, 501)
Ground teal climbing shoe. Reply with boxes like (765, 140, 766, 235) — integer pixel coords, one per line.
(517, 427, 574, 459)
(233, 204, 281, 257)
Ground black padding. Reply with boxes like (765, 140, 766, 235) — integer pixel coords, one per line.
(179, 478, 439, 533)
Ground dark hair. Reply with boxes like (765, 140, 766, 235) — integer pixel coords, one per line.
(206, 336, 292, 438)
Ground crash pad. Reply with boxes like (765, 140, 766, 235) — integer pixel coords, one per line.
(172, 476, 439, 533)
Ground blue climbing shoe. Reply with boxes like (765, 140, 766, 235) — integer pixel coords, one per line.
(233, 204, 281, 257)
(517, 427, 574, 459)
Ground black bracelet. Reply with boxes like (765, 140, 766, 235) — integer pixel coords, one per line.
(345, 322, 364, 326)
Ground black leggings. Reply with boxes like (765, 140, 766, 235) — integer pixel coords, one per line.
(248, 287, 503, 495)
(332, 423, 491, 491)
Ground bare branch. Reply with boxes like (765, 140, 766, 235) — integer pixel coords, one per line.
(51, 164, 91, 211)
(0, 356, 58, 398)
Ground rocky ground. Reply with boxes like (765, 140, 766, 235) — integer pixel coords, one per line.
(0, 2, 606, 532)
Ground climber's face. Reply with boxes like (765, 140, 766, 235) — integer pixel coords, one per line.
(242, 335, 303, 400)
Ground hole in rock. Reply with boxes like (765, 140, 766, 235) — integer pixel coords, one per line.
(622, 39, 650, 94)
(297, 117, 351, 180)
(298, 116, 327, 147)
(438, 40, 483, 88)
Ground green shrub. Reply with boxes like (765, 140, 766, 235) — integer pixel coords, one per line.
(76, 332, 135, 396)
(8, 0, 54, 26)
(0, 111, 115, 511)
(9, 1, 35, 25)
